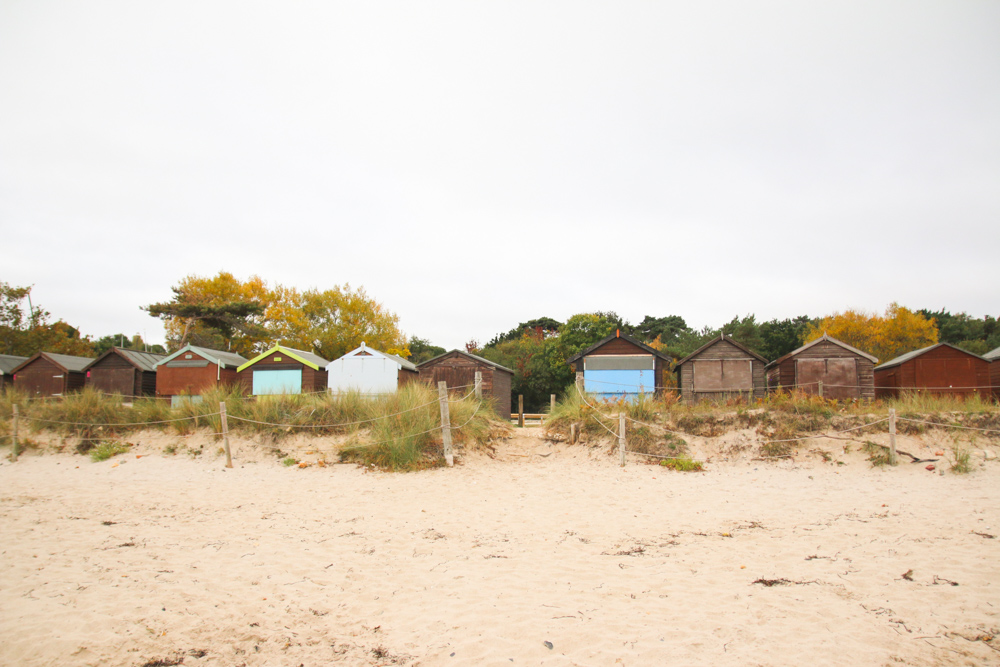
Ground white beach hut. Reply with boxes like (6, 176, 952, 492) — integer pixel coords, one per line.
(326, 343, 418, 395)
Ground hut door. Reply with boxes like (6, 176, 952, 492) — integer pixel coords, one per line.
(91, 368, 135, 395)
(915, 357, 975, 395)
(253, 369, 302, 395)
(796, 359, 858, 398)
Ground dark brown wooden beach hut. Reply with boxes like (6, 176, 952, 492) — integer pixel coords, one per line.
(874, 343, 991, 399)
(84, 348, 166, 397)
(986, 346, 1000, 401)
(416, 350, 513, 417)
(237, 345, 329, 395)
(154, 345, 248, 405)
(565, 332, 671, 400)
(674, 334, 767, 404)
(765, 334, 878, 400)
(0, 354, 28, 391)
(11, 352, 93, 397)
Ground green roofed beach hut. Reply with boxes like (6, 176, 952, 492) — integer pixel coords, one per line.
(238, 345, 330, 395)
(154, 345, 248, 405)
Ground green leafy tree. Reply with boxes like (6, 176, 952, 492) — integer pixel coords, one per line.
(0, 282, 94, 356)
(633, 315, 688, 346)
(93, 334, 167, 356)
(758, 316, 813, 361)
(409, 337, 445, 364)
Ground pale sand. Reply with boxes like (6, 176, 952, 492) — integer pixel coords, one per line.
(1, 429, 999, 666)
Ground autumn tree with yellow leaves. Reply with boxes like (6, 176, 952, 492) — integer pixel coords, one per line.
(145, 272, 409, 359)
(802, 303, 938, 363)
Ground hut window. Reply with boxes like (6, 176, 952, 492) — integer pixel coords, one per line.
(184, 354, 193, 359)
(274, 357, 282, 361)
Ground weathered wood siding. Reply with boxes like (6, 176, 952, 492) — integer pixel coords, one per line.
(86, 352, 144, 396)
(240, 350, 328, 394)
(677, 339, 765, 404)
(156, 356, 242, 398)
(417, 352, 512, 417)
(875, 346, 990, 399)
(990, 360, 1000, 401)
(15, 357, 85, 397)
(572, 337, 669, 394)
(768, 340, 875, 400)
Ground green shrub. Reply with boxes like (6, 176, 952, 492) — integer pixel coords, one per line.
(659, 457, 704, 472)
(862, 441, 892, 467)
(90, 440, 130, 462)
(281, 457, 297, 467)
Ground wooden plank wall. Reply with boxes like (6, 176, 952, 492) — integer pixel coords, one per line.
(875, 346, 990, 399)
(770, 340, 875, 400)
(417, 353, 512, 417)
(677, 339, 765, 404)
(87, 352, 141, 396)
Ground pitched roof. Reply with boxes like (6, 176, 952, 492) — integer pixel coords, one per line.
(416, 349, 514, 374)
(84, 347, 167, 373)
(238, 345, 330, 372)
(13, 352, 95, 374)
(565, 332, 672, 365)
(331, 343, 417, 371)
(674, 333, 768, 367)
(875, 342, 987, 371)
(985, 346, 1000, 361)
(0, 354, 28, 375)
(764, 333, 878, 370)
(155, 345, 249, 369)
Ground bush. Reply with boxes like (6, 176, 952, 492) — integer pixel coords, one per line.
(659, 457, 704, 472)
(90, 440, 130, 462)
(950, 447, 972, 474)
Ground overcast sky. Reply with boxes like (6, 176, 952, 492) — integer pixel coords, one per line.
(2, 1, 998, 352)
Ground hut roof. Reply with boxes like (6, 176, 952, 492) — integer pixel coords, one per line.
(238, 345, 330, 372)
(331, 343, 417, 371)
(0, 354, 28, 375)
(565, 332, 672, 365)
(674, 333, 767, 367)
(875, 342, 987, 371)
(984, 346, 1000, 361)
(764, 334, 878, 370)
(417, 349, 514, 374)
(12, 352, 94, 374)
(155, 345, 248, 370)
(84, 348, 167, 373)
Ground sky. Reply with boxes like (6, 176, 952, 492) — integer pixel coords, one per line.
(2, 1, 998, 352)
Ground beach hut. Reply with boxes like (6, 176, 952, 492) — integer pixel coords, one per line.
(416, 350, 513, 417)
(155, 345, 248, 405)
(765, 334, 878, 400)
(326, 342, 419, 395)
(565, 331, 671, 401)
(0, 354, 28, 391)
(986, 346, 1000, 401)
(10, 352, 93, 397)
(874, 343, 990, 399)
(84, 348, 166, 397)
(237, 345, 329, 396)
(674, 334, 767, 404)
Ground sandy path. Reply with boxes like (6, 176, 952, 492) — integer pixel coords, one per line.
(1, 430, 998, 666)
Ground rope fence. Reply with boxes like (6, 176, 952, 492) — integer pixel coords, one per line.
(4, 381, 485, 466)
(571, 381, 999, 467)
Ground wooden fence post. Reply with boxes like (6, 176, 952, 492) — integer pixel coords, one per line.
(570, 423, 578, 445)
(818, 381, 824, 398)
(888, 408, 897, 466)
(618, 413, 626, 467)
(437, 381, 454, 466)
(518, 395, 524, 428)
(11, 404, 19, 462)
(220, 402, 233, 468)
(550, 394, 556, 413)
(474, 371, 482, 399)
(576, 372, 584, 394)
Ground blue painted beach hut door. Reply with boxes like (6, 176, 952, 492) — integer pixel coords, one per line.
(583, 355, 655, 401)
(253, 369, 302, 395)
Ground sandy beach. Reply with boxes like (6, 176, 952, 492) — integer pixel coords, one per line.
(2, 429, 998, 666)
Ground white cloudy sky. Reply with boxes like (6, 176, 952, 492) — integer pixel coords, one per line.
(2, 1, 998, 351)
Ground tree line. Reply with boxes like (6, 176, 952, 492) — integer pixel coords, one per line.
(3, 275, 997, 412)
(474, 306, 1000, 411)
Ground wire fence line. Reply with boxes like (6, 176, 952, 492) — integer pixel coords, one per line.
(577, 377, 1000, 392)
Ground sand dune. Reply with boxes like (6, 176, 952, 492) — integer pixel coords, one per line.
(1, 429, 998, 666)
